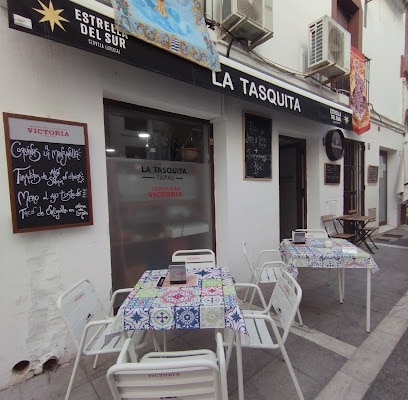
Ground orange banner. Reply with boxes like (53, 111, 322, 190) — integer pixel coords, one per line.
(350, 47, 370, 134)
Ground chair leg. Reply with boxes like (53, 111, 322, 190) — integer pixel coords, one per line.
(247, 286, 257, 309)
(224, 330, 235, 370)
(92, 355, 99, 369)
(327, 268, 332, 286)
(65, 351, 83, 400)
(243, 276, 256, 305)
(279, 342, 305, 400)
(296, 309, 303, 326)
(368, 233, 379, 249)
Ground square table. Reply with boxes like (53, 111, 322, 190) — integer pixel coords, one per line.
(110, 265, 247, 335)
(279, 238, 379, 332)
(109, 265, 248, 400)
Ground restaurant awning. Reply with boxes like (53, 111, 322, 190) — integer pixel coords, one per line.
(7, 0, 352, 130)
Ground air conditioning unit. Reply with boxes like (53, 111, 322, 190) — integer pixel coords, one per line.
(220, 0, 273, 50)
(308, 15, 351, 78)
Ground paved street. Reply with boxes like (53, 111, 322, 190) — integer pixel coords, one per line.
(1, 226, 408, 400)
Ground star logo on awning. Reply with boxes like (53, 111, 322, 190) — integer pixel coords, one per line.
(343, 115, 350, 125)
(33, 0, 69, 32)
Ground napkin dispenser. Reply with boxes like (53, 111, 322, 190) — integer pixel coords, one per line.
(292, 230, 306, 244)
(169, 262, 187, 284)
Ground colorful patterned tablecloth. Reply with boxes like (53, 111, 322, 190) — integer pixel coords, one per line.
(280, 238, 379, 278)
(110, 266, 247, 335)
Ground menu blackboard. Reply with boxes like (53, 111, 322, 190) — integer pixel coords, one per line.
(3, 113, 93, 233)
(243, 113, 272, 179)
(324, 163, 341, 184)
(367, 165, 378, 183)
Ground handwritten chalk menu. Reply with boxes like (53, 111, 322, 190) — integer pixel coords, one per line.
(3, 113, 93, 233)
(243, 113, 272, 179)
(367, 165, 378, 183)
(324, 163, 341, 185)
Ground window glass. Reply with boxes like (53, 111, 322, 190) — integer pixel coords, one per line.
(104, 104, 214, 290)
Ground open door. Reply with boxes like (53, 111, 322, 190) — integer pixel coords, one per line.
(279, 136, 307, 240)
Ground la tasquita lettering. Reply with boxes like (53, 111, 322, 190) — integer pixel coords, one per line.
(74, 9, 128, 53)
(142, 167, 187, 174)
(27, 127, 69, 136)
(212, 71, 302, 112)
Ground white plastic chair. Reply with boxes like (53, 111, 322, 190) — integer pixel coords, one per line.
(225, 272, 304, 400)
(107, 331, 228, 400)
(172, 248, 216, 268)
(241, 240, 281, 302)
(57, 279, 149, 400)
(242, 241, 303, 325)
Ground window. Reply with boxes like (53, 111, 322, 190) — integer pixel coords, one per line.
(104, 100, 215, 291)
(331, 0, 364, 96)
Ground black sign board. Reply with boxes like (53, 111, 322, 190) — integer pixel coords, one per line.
(3, 113, 93, 233)
(244, 113, 272, 180)
(7, 0, 352, 130)
(324, 163, 341, 185)
(367, 165, 379, 183)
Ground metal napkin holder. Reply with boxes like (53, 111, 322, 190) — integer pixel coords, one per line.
(169, 262, 187, 284)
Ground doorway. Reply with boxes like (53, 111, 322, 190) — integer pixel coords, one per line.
(343, 139, 365, 214)
(379, 150, 387, 225)
(279, 136, 306, 240)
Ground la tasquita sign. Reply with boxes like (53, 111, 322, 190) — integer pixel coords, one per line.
(7, 0, 352, 130)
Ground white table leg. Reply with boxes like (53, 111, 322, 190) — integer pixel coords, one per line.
(235, 332, 244, 400)
(337, 268, 344, 303)
(366, 268, 371, 333)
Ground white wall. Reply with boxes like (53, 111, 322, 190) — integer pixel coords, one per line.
(1, 0, 406, 390)
(0, 7, 221, 388)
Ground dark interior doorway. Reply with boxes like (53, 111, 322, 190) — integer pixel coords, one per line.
(343, 139, 365, 214)
(279, 136, 307, 240)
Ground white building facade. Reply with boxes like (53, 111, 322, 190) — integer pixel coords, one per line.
(0, 0, 406, 389)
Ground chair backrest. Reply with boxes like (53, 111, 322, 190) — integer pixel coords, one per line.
(107, 333, 227, 400)
(321, 214, 339, 235)
(368, 207, 377, 221)
(295, 228, 328, 238)
(57, 279, 105, 349)
(270, 271, 302, 343)
(172, 249, 216, 267)
(242, 241, 281, 270)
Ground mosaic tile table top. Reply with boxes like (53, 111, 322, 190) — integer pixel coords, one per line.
(280, 238, 379, 278)
(110, 266, 247, 335)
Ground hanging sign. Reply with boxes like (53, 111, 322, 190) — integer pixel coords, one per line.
(325, 129, 345, 161)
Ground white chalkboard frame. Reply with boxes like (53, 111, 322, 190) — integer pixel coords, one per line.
(3, 113, 94, 233)
(243, 112, 272, 180)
